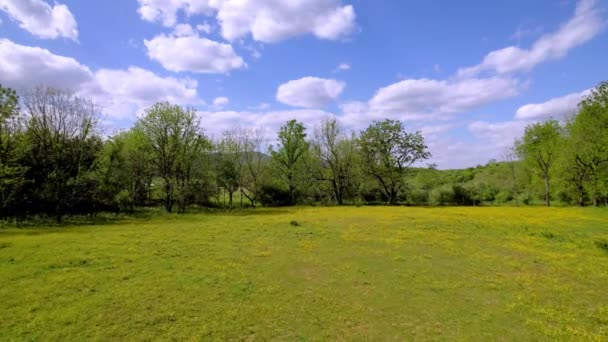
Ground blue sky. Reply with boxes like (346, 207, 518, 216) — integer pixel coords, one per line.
(0, 0, 606, 168)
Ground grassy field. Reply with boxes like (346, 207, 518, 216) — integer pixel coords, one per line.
(1, 207, 608, 340)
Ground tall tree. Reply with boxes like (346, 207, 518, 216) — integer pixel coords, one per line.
(516, 120, 562, 207)
(94, 130, 155, 211)
(214, 132, 241, 209)
(235, 127, 266, 207)
(359, 119, 430, 204)
(20, 86, 101, 220)
(566, 82, 608, 206)
(271, 120, 309, 205)
(310, 118, 359, 205)
(501, 147, 519, 206)
(0, 85, 25, 218)
(136, 102, 207, 213)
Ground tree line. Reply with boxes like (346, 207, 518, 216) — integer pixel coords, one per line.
(515, 82, 608, 207)
(0, 82, 606, 221)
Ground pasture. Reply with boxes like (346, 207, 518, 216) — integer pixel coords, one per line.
(1, 207, 607, 340)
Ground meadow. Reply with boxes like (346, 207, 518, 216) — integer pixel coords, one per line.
(1, 206, 607, 340)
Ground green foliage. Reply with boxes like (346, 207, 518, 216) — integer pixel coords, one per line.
(0, 81, 607, 220)
(516, 120, 563, 206)
(271, 119, 309, 205)
(136, 102, 209, 213)
(359, 119, 430, 204)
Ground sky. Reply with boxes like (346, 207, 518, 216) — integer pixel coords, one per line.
(0, 0, 606, 169)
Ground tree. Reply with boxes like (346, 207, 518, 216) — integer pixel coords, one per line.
(214, 133, 241, 209)
(271, 120, 309, 205)
(310, 119, 360, 205)
(501, 147, 519, 206)
(359, 119, 430, 204)
(136, 102, 207, 213)
(0, 85, 25, 219)
(235, 127, 267, 207)
(566, 82, 608, 206)
(516, 120, 562, 207)
(93, 130, 155, 211)
(415, 164, 440, 204)
(20, 86, 102, 220)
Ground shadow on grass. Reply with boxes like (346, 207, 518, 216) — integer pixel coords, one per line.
(0, 206, 292, 232)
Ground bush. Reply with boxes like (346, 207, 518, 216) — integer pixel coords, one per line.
(452, 184, 481, 206)
(258, 183, 291, 207)
(407, 189, 429, 205)
(430, 186, 454, 205)
(495, 190, 513, 204)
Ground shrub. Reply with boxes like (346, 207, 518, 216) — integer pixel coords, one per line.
(430, 185, 454, 205)
(407, 189, 429, 205)
(495, 190, 513, 204)
(258, 183, 291, 207)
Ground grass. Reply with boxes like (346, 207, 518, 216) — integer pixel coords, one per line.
(1, 207, 608, 340)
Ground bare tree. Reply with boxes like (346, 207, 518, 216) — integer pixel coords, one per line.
(21, 86, 101, 220)
(235, 127, 266, 207)
(501, 146, 519, 206)
(310, 118, 359, 205)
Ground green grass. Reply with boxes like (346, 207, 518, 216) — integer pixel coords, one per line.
(1, 207, 608, 340)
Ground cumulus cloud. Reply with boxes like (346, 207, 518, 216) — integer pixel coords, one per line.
(515, 89, 591, 120)
(0, 0, 78, 40)
(144, 33, 246, 74)
(276, 77, 345, 108)
(172, 23, 195, 36)
(0, 39, 201, 122)
(368, 77, 522, 120)
(196, 22, 212, 34)
(87, 67, 200, 119)
(0, 38, 91, 89)
(458, 0, 603, 77)
(136, 0, 356, 43)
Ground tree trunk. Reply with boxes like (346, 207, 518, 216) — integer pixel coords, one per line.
(165, 182, 173, 213)
(289, 185, 295, 205)
(544, 174, 550, 207)
(578, 186, 585, 207)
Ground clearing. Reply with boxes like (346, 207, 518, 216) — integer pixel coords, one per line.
(1, 207, 607, 340)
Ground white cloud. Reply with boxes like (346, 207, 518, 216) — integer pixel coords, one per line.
(0, 38, 91, 89)
(458, 0, 603, 77)
(368, 77, 522, 120)
(144, 33, 246, 74)
(0, 0, 78, 40)
(173, 23, 195, 36)
(88, 67, 200, 119)
(0, 39, 201, 122)
(212, 96, 229, 107)
(334, 63, 351, 72)
(200, 109, 336, 140)
(196, 22, 211, 34)
(136, 0, 356, 43)
(276, 77, 345, 108)
(515, 89, 591, 120)
(469, 120, 528, 145)
(137, 0, 212, 27)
